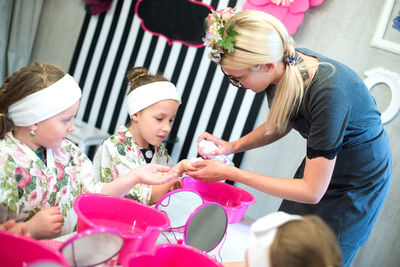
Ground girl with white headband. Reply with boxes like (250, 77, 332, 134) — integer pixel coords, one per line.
(93, 67, 196, 204)
(0, 63, 179, 239)
(223, 212, 342, 267)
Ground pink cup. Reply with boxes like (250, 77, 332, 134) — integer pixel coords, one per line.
(122, 243, 223, 267)
(73, 194, 170, 264)
(0, 231, 68, 266)
(182, 176, 255, 223)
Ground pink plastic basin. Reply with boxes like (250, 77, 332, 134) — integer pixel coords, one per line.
(122, 243, 223, 267)
(0, 231, 68, 266)
(182, 176, 255, 223)
(73, 194, 170, 264)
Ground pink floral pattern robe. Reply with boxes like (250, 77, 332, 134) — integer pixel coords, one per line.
(0, 132, 94, 236)
(93, 125, 172, 204)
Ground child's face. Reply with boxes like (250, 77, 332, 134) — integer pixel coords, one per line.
(133, 99, 179, 148)
(33, 101, 80, 149)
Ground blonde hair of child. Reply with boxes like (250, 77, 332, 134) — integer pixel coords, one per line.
(218, 10, 307, 135)
(126, 67, 169, 94)
(269, 215, 342, 267)
(0, 63, 65, 139)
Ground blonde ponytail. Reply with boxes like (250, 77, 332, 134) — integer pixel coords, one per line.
(266, 37, 305, 135)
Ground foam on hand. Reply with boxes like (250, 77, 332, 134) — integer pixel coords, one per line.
(197, 139, 234, 165)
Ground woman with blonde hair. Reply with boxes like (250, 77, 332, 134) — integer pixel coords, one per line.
(187, 8, 391, 266)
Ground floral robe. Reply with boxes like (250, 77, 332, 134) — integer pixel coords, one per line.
(93, 125, 172, 204)
(0, 132, 94, 236)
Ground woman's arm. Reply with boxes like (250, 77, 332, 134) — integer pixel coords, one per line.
(197, 123, 291, 158)
(187, 156, 335, 204)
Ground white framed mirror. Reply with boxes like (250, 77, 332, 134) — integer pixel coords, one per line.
(364, 68, 400, 124)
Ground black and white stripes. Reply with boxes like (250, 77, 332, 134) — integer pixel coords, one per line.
(69, 0, 266, 167)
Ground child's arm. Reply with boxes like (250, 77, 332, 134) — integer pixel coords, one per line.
(100, 164, 179, 197)
(25, 207, 63, 239)
(149, 181, 178, 205)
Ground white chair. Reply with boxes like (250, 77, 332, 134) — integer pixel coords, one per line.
(67, 120, 109, 155)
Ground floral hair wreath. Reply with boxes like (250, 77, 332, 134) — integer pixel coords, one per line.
(202, 7, 238, 63)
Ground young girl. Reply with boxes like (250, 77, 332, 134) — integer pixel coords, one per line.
(93, 67, 195, 205)
(0, 63, 179, 239)
(223, 212, 342, 267)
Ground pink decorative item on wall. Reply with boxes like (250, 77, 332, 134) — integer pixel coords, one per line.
(242, 0, 325, 34)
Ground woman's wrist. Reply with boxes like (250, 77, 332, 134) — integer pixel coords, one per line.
(231, 139, 241, 154)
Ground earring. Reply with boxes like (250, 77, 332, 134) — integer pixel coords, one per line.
(29, 130, 35, 137)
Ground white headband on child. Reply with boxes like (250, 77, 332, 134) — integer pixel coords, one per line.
(8, 74, 82, 126)
(247, 211, 302, 267)
(126, 81, 181, 116)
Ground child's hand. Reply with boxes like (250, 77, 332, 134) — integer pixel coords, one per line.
(173, 159, 198, 176)
(0, 220, 16, 231)
(0, 220, 30, 237)
(26, 207, 63, 239)
(136, 164, 179, 185)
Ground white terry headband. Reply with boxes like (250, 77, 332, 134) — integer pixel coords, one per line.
(8, 74, 82, 126)
(126, 81, 181, 116)
(247, 211, 302, 267)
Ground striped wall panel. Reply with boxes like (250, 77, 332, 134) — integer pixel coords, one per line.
(68, 0, 266, 168)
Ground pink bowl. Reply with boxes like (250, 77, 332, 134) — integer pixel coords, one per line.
(73, 194, 170, 264)
(122, 243, 223, 267)
(182, 177, 255, 223)
(0, 231, 68, 266)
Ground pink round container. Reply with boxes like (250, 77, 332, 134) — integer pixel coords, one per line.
(73, 194, 170, 264)
(0, 231, 68, 266)
(122, 243, 223, 267)
(182, 176, 255, 223)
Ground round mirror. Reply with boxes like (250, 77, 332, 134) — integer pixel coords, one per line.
(184, 203, 228, 252)
(364, 68, 400, 124)
(155, 189, 203, 229)
(59, 228, 124, 267)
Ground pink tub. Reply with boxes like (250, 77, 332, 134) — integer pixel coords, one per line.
(182, 176, 255, 223)
(122, 243, 223, 267)
(73, 194, 170, 264)
(0, 231, 68, 266)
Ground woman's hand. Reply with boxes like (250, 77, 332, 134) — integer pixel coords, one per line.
(26, 207, 63, 239)
(135, 164, 180, 185)
(197, 132, 235, 159)
(185, 159, 231, 183)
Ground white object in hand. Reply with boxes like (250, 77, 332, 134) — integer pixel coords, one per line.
(198, 139, 233, 165)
